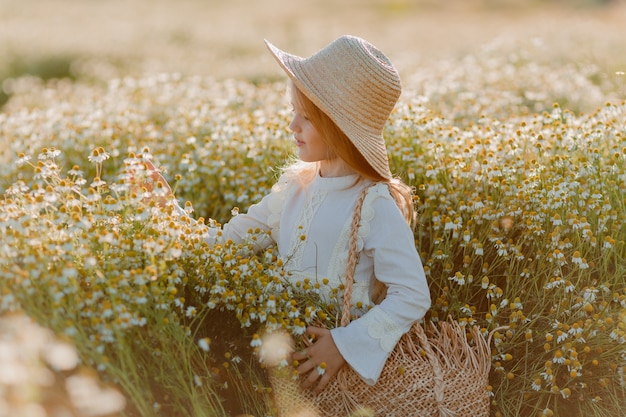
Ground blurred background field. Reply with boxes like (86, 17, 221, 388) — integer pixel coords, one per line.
(1, 0, 625, 96)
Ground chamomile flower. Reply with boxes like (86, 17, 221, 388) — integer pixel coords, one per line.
(87, 147, 111, 164)
(198, 338, 211, 352)
(316, 362, 327, 376)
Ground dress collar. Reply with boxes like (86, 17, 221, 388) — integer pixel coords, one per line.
(312, 170, 362, 192)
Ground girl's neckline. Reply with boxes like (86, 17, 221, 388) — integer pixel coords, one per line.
(313, 170, 362, 191)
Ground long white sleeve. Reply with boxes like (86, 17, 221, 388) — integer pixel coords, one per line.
(330, 192, 430, 384)
(172, 176, 288, 249)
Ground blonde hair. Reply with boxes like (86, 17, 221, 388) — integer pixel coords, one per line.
(287, 83, 416, 227)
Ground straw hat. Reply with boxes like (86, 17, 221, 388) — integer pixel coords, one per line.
(265, 35, 401, 180)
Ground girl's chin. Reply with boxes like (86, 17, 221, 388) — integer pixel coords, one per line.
(298, 156, 322, 164)
(297, 152, 312, 162)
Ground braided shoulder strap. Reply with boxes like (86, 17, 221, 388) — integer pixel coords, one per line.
(341, 183, 376, 327)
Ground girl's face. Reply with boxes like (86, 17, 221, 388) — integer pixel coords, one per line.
(289, 101, 330, 164)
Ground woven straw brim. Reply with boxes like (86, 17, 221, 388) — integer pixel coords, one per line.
(265, 38, 397, 180)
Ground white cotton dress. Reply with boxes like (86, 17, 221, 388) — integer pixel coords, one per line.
(189, 169, 431, 385)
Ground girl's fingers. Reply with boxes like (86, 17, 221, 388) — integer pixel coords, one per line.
(292, 350, 308, 362)
(305, 326, 324, 336)
(142, 159, 157, 171)
(303, 366, 321, 389)
(141, 160, 173, 194)
(314, 372, 333, 393)
(296, 357, 316, 380)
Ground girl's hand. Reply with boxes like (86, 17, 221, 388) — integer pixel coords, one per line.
(132, 160, 173, 207)
(291, 326, 346, 393)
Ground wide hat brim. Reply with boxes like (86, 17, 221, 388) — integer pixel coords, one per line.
(265, 36, 400, 180)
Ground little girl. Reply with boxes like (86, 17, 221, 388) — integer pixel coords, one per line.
(144, 35, 431, 393)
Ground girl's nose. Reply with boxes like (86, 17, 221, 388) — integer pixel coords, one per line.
(289, 118, 299, 132)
